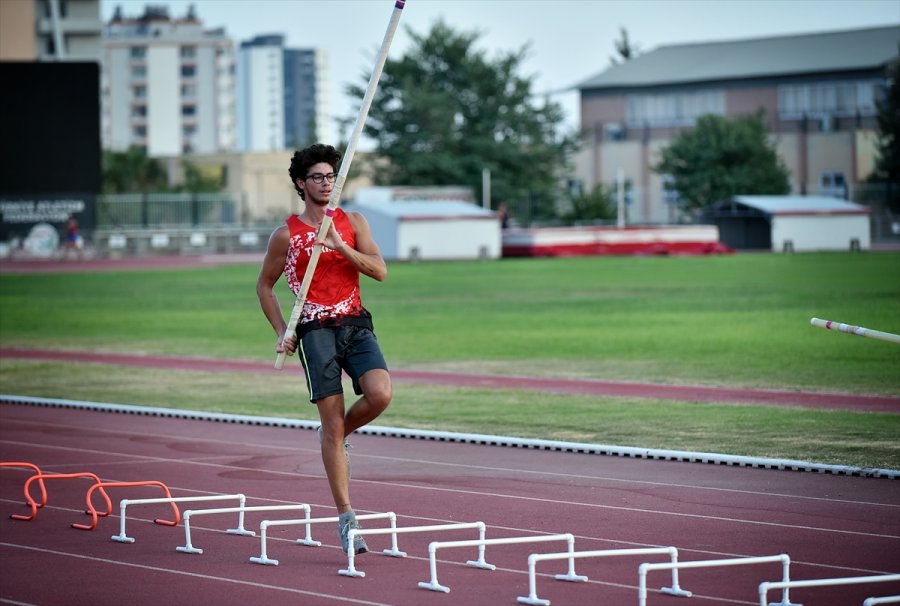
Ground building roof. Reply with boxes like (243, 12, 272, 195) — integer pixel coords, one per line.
(577, 26, 899, 90)
(354, 200, 496, 220)
(716, 195, 869, 216)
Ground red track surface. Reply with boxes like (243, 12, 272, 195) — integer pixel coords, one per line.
(1, 403, 899, 606)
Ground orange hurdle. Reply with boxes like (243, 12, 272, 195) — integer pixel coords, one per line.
(75, 481, 179, 531)
(10, 472, 112, 523)
(1, 462, 48, 510)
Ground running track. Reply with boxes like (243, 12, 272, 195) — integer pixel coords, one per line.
(1, 401, 899, 605)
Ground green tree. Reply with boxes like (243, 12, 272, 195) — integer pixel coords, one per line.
(874, 57, 899, 183)
(560, 184, 617, 225)
(102, 146, 223, 194)
(609, 27, 640, 66)
(345, 20, 579, 223)
(101, 146, 168, 193)
(655, 111, 790, 214)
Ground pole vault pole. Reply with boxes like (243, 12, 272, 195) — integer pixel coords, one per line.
(275, 0, 406, 370)
(810, 317, 900, 345)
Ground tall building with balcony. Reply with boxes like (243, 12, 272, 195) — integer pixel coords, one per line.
(1, 0, 102, 62)
(102, 5, 236, 156)
(236, 34, 330, 152)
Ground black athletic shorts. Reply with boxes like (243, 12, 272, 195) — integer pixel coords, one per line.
(297, 325, 388, 402)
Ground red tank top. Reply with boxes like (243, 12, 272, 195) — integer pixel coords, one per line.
(284, 209, 367, 328)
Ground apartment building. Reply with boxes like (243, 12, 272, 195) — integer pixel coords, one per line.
(236, 35, 330, 152)
(576, 26, 899, 224)
(102, 5, 236, 156)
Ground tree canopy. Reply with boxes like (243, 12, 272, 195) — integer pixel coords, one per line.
(655, 111, 791, 214)
(873, 58, 899, 184)
(102, 146, 223, 194)
(345, 20, 579, 221)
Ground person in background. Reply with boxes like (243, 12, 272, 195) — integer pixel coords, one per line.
(256, 143, 392, 556)
(61, 214, 83, 261)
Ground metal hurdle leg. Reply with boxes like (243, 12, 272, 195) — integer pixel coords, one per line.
(419, 533, 576, 594)
(176, 504, 310, 555)
(249, 512, 396, 566)
(113, 494, 245, 543)
(339, 522, 486, 578)
(517, 547, 686, 606)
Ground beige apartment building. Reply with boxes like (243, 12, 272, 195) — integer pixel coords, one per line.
(575, 26, 899, 224)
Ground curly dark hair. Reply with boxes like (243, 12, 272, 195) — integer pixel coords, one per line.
(288, 143, 342, 200)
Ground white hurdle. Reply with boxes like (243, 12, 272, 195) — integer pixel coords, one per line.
(249, 512, 397, 566)
(865, 595, 900, 606)
(759, 574, 900, 606)
(112, 494, 246, 543)
(340, 521, 486, 578)
(517, 547, 689, 606)
(176, 504, 310, 555)
(419, 533, 576, 593)
(640, 554, 796, 606)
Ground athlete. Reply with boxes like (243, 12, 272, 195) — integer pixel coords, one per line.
(256, 143, 392, 555)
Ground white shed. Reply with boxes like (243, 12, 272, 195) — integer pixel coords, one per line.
(351, 187, 501, 261)
(701, 195, 870, 252)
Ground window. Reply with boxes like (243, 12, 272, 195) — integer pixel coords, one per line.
(180, 45, 197, 59)
(131, 66, 146, 79)
(181, 65, 196, 78)
(133, 85, 146, 99)
(182, 105, 196, 117)
(181, 84, 196, 98)
(625, 90, 725, 128)
(820, 171, 847, 198)
(129, 46, 146, 59)
(778, 81, 880, 118)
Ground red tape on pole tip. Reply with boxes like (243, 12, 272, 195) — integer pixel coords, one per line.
(325, 209, 335, 217)
(395, 0, 405, 8)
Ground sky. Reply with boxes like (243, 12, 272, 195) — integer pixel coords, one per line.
(102, 0, 900, 141)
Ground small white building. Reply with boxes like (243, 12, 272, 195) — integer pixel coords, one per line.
(702, 195, 870, 252)
(352, 187, 501, 261)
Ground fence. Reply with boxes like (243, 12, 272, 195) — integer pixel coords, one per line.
(96, 193, 244, 229)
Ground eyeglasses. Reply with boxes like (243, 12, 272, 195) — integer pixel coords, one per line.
(305, 172, 337, 184)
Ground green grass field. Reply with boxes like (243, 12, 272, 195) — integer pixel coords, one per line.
(1, 252, 899, 468)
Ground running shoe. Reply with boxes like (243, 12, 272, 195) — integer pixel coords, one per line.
(338, 510, 368, 554)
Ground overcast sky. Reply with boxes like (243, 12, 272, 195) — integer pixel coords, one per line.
(102, 0, 899, 141)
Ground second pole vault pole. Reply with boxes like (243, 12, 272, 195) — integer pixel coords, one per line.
(275, 0, 406, 370)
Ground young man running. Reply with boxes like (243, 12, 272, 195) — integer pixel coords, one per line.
(256, 143, 392, 555)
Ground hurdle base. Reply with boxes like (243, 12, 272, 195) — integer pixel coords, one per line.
(768, 601, 803, 606)
(661, 586, 692, 598)
(111, 534, 135, 544)
(296, 538, 321, 547)
(418, 581, 450, 593)
(516, 596, 550, 606)
(466, 559, 496, 570)
(227, 527, 255, 537)
(555, 572, 588, 582)
(383, 548, 406, 557)
(176, 545, 203, 554)
(249, 555, 278, 566)
(338, 568, 365, 578)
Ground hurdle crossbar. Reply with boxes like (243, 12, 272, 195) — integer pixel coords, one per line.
(640, 554, 795, 606)
(113, 494, 246, 543)
(864, 595, 900, 606)
(517, 547, 689, 606)
(176, 503, 310, 555)
(249, 512, 396, 565)
(759, 574, 900, 606)
(419, 533, 576, 593)
(340, 521, 486, 578)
